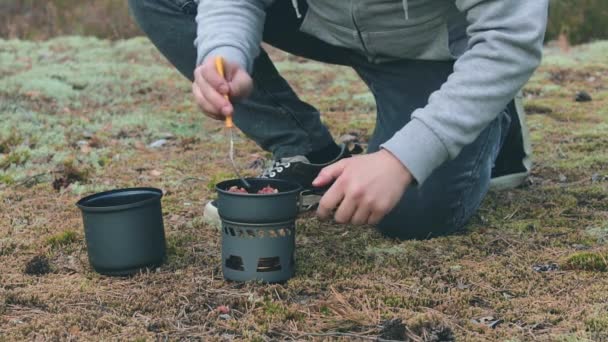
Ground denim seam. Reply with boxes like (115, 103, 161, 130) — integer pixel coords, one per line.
(252, 73, 315, 156)
(451, 118, 498, 229)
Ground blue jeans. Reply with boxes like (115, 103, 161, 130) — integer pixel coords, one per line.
(129, 0, 512, 239)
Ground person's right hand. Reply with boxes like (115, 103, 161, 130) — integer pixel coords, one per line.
(192, 57, 253, 121)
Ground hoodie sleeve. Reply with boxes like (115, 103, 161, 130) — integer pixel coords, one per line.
(381, 0, 548, 185)
(194, 0, 274, 72)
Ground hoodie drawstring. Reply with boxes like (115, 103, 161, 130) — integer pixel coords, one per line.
(291, 0, 302, 19)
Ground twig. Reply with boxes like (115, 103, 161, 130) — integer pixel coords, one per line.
(181, 177, 207, 183)
(18, 172, 49, 185)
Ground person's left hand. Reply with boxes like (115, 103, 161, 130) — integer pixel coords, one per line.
(313, 149, 413, 225)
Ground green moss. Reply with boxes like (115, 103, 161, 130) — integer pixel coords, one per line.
(47, 230, 79, 248)
(262, 300, 286, 316)
(0, 149, 30, 170)
(585, 314, 608, 333)
(320, 305, 331, 316)
(0, 131, 23, 153)
(563, 252, 608, 272)
(0, 173, 15, 185)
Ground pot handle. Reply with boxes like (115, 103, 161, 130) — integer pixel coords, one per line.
(298, 189, 324, 212)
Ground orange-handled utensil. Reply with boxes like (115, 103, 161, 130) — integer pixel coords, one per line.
(214, 56, 250, 189)
(214, 56, 234, 129)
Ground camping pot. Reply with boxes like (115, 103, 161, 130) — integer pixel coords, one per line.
(216, 178, 302, 283)
(76, 187, 166, 276)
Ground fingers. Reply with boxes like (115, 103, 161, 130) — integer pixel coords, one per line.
(351, 206, 371, 226)
(333, 196, 357, 224)
(200, 60, 230, 95)
(194, 66, 232, 117)
(316, 182, 344, 221)
(367, 211, 384, 226)
(192, 58, 254, 120)
(229, 68, 254, 99)
(313, 160, 347, 187)
(192, 82, 223, 120)
(199, 76, 234, 116)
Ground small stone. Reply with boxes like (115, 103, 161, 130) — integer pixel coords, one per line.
(472, 316, 503, 329)
(532, 263, 559, 272)
(150, 169, 162, 177)
(488, 319, 504, 329)
(149, 139, 167, 148)
(219, 314, 231, 320)
(558, 174, 567, 183)
(572, 244, 591, 251)
(575, 91, 592, 102)
(592, 173, 603, 183)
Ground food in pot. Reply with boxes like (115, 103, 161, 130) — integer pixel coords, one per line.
(228, 186, 248, 193)
(227, 185, 279, 194)
(257, 185, 279, 194)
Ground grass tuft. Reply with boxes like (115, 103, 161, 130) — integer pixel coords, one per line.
(563, 252, 608, 272)
(46, 230, 79, 249)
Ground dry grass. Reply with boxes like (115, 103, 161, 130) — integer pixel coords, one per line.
(1, 37, 608, 341)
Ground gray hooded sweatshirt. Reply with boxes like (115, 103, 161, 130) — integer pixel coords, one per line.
(194, 0, 549, 185)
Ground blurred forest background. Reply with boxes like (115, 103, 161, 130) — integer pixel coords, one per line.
(0, 0, 607, 44)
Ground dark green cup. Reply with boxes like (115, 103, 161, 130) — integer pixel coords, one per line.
(76, 188, 166, 276)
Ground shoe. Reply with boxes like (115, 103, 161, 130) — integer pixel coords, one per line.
(260, 144, 353, 211)
(203, 144, 355, 227)
(203, 199, 221, 229)
(490, 92, 532, 190)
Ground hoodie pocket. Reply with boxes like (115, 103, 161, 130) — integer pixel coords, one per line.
(365, 17, 454, 61)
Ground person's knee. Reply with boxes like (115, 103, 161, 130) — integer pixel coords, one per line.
(375, 192, 463, 240)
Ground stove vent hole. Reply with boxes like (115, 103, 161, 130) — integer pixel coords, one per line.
(225, 255, 244, 271)
(257, 257, 281, 272)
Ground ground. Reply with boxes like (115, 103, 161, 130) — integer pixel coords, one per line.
(0, 37, 607, 341)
